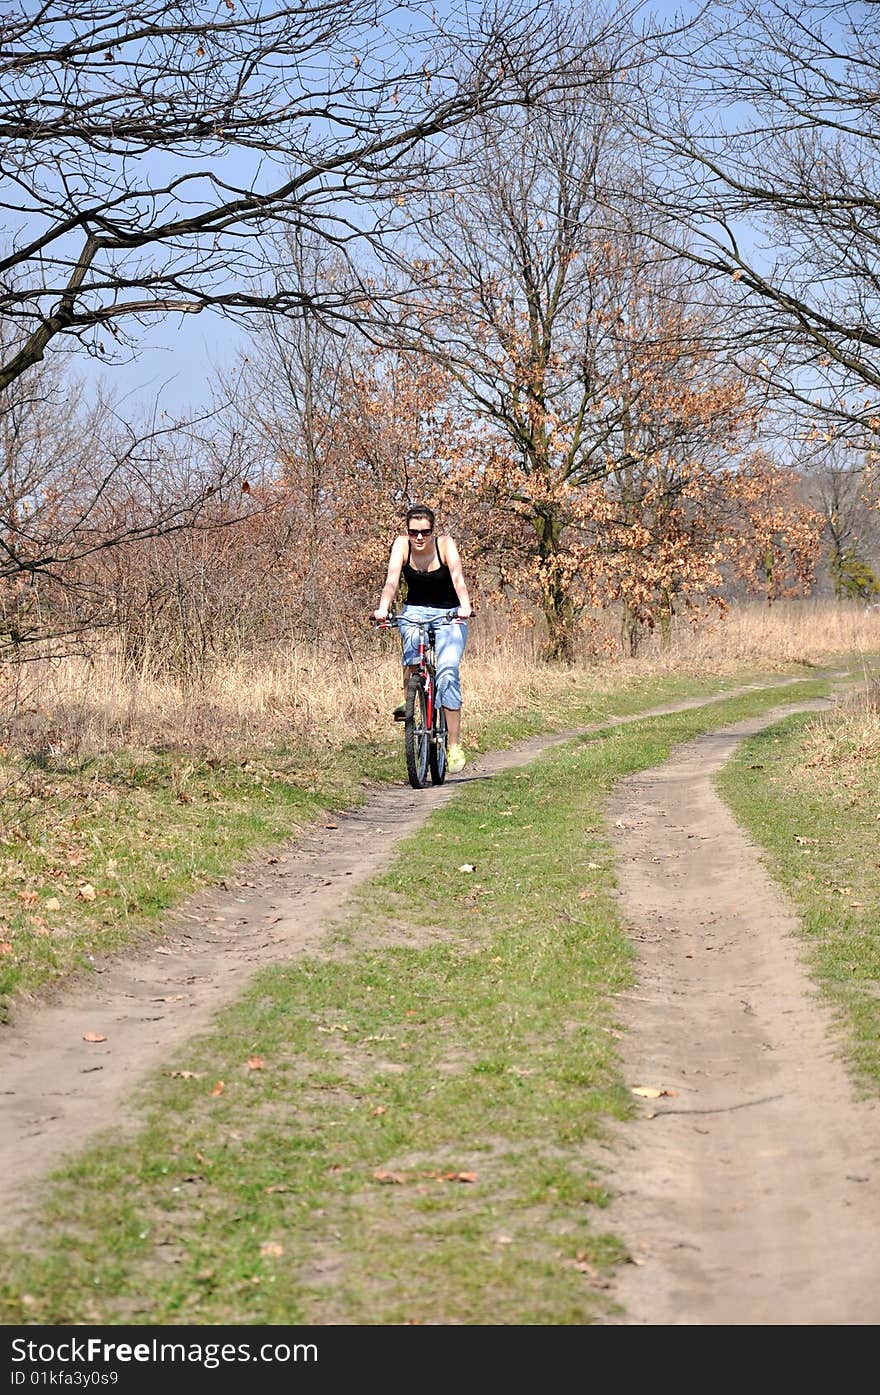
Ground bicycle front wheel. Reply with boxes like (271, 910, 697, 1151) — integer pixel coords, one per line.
(404, 675, 430, 788)
(429, 701, 448, 785)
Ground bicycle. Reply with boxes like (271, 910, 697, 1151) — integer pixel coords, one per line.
(373, 613, 467, 789)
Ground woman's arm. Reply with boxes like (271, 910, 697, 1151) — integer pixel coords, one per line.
(443, 535, 473, 617)
(374, 535, 407, 618)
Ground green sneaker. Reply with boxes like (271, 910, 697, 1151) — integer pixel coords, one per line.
(447, 743, 467, 774)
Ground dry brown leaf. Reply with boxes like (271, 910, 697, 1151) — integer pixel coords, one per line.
(211, 1080, 225, 1097)
(246, 1056, 265, 1070)
(45, 897, 61, 912)
(82, 1031, 107, 1043)
(77, 884, 97, 902)
(371, 1105, 387, 1116)
(167, 1070, 201, 1079)
(373, 1169, 405, 1184)
(260, 1242, 283, 1258)
(444, 1171, 478, 1183)
(631, 1085, 678, 1099)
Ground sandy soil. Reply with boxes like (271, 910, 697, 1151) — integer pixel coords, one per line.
(600, 703, 880, 1325)
(1, 681, 876, 1325)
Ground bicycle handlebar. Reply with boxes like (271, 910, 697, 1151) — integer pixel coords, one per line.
(372, 612, 473, 629)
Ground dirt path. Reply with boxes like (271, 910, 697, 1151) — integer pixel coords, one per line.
(3, 677, 874, 1331)
(601, 703, 880, 1325)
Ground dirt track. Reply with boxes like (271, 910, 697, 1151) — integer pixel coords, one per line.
(1, 682, 877, 1324)
(601, 704, 880, 1325)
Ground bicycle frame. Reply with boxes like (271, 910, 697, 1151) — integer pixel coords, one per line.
(411, 622, 436, 728)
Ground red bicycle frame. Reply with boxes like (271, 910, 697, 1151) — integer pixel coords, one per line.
(413, 626, 435, 728)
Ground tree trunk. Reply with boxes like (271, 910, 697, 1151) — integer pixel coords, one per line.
(659, 591, 674, 649)
(620, 602, 640, 658)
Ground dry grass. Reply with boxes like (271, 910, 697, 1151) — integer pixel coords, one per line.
(627, 598, 880, 670)
(797, 678, 880, 792)
(2, 600, 878, 760)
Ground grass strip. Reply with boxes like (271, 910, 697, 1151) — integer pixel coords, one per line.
(0, 677, 830, 1327)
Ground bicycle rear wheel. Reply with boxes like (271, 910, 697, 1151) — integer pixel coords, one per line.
(429, 702, 448, 785)
(404, 675, 430, 788)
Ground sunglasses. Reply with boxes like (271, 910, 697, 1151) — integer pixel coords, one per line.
(408, 527, 433, 538)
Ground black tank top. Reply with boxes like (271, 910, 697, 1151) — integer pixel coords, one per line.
(402, 541, 460, 608)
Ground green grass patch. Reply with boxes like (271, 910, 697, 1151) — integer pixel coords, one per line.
(716, 712, 880, 1093)
(0, 675, 832, 1327)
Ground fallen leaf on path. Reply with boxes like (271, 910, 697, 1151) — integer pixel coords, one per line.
(83, 1031, 107, 1043)
(260, 1242, 283, 1258)
(373, 1169, 405, 1184)
(211, 1080, 225, 1097)
(45, 897, 61, 912)
(167, 1070, 201, 1079)
(246, 1056, 265, 1070)
(77, 884, 97, 902)
(444, 1171, 478, 1183)
(631, 1085, 678, 1099)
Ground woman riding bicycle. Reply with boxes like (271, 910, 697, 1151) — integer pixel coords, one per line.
(373, 504, 473, 774)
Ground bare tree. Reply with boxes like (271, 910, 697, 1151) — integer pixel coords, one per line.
(800, 440, 880, 598)
(639, 0, 880, 449)
(227, 230, 357, 631)
(0, 341, 258, 658)
(0, 0, 611, 392)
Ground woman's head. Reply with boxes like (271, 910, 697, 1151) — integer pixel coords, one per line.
(406, 504, 435, 540)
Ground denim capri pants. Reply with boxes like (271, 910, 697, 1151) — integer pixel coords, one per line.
(400, 605, 468, 710)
